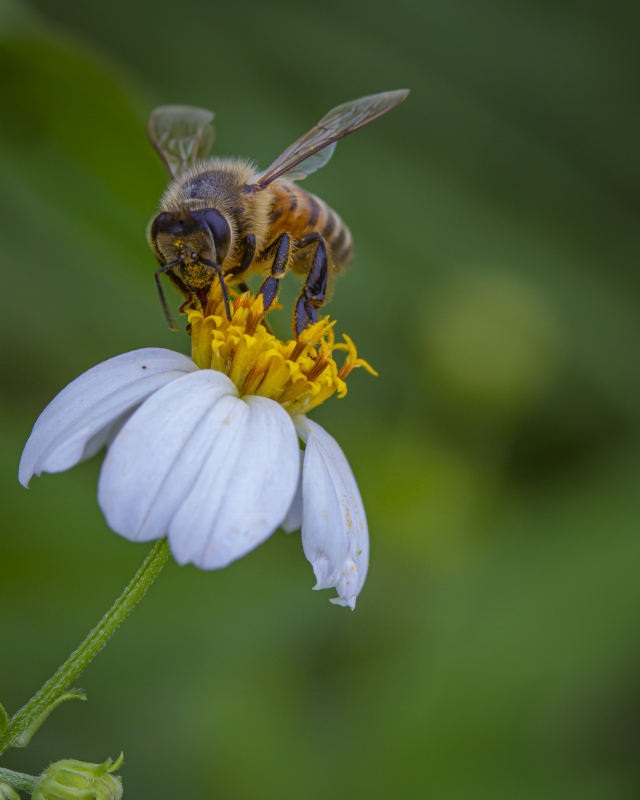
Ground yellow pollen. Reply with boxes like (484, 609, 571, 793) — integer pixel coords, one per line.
(187, 282, 376, 415)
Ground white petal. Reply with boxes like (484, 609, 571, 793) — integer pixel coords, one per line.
(281, 450, 304, 533)
(171, 395, 300, 569)
(98, 372, 300, 570)
(98, 369, 237, 541)
(19, 348, 197, 487)
(294, 416, 369, 610)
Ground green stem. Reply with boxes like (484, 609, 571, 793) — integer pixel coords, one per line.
(0, 539, 171, 755)
(0, 768, 38, 793)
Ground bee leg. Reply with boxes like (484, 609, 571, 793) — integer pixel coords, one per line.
(178, 299, 197, 315)
(165, 272, 197, 316)
(199, 258, 233, 320)
(291, 233, 328, 338)
(224, 234, 256, 279)
(155, 259, 182, 330)
(257, 233, 292, 313)
(234, 277, 274, 334)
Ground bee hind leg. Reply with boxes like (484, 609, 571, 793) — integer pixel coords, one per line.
(291, 232, 328, 338)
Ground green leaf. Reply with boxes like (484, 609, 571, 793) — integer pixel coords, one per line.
(0, 703, 9, 735)
(11, 690, 86, 749)
(106, 753, 124, 774)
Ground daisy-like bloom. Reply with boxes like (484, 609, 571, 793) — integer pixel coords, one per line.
(20, 285, 376, 608)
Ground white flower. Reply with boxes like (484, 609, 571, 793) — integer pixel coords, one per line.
(20, 347, 369, 608)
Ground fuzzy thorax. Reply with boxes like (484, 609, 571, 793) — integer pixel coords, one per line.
(188, 284, 376, 416)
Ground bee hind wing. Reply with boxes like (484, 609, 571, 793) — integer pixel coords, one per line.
(251, 89, 409, 191)
(278, 140, 337, 181)
(148, 105, 215, 178)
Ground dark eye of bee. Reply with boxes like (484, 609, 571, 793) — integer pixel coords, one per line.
(151, 212, 188, 241)
(202, 208, 231, 263)
(150, 212, 172, 246)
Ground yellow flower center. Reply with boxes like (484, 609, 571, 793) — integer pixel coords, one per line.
(188, 283, 377, 415)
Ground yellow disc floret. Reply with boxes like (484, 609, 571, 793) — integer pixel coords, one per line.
(188, 283, 376, 415)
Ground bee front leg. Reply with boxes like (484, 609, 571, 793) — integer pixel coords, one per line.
(155, 259, 184, 330)
(224, 234, 256, 279)
(165, 272, 198, 315)
(196, 260, 233, 320)
(292, 233, 328, 338)
(178, 299, 197, 314)
(256, 233, 292, 313)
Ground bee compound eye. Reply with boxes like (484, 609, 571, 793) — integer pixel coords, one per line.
(151, 212, 167, 235)
(203, 208, 231, 262)
(151, 212, 183, 242)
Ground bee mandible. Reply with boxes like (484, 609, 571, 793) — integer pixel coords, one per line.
(147, 90, 409, 338)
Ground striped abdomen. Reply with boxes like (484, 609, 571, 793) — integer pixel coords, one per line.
(268, 182, 354, 270)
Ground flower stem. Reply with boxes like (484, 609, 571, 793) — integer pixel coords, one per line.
(0, 539, 171, 755)
(0, 768, 38, 793)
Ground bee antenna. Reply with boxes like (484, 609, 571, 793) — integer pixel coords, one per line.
(155, 260, 181, 330)
(199, 257, 232, 321)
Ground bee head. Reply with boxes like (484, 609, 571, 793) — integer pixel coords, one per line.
(149, 208, 231, 266)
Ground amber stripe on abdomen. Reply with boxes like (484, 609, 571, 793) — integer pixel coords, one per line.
(268, 182, 354, 270)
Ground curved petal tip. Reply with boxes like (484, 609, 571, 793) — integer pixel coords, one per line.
(295, 416, 369, 609)
(19, 348, 196, 488)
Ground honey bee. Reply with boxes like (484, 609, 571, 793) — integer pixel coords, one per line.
(147, 90, 409, 338)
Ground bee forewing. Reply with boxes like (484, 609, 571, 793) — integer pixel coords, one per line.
(255, 89, 409, 190)
(148, 105, 215, 178)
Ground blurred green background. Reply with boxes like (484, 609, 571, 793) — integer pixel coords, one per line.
(2, 0, 640, 797)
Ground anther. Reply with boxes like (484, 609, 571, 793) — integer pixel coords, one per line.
(186, 281, 375, 414)
(307, 358, 329, 382)
(290, 339, 308, 362)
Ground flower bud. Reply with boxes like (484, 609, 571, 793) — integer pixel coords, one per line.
(32, 756, 123, 800)
(0, 783, 20, 800)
